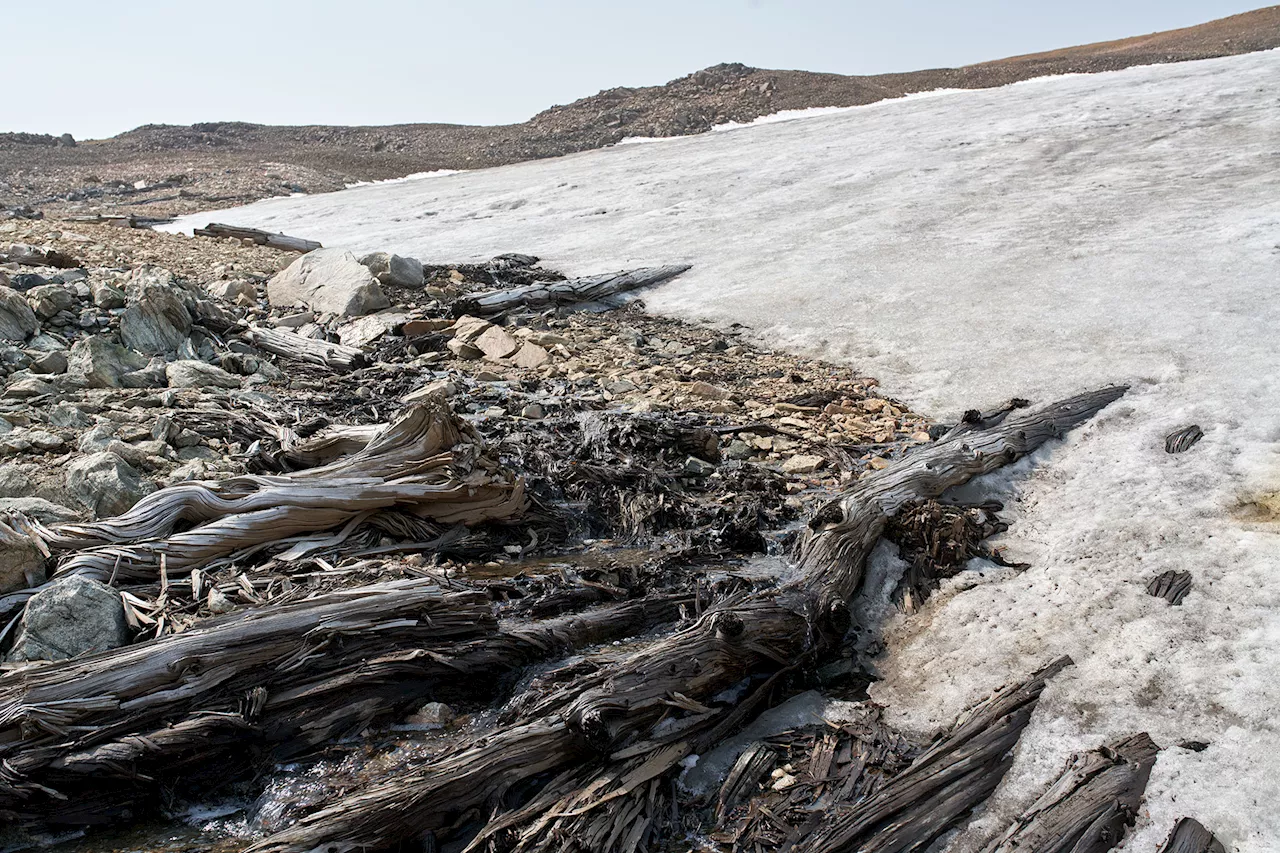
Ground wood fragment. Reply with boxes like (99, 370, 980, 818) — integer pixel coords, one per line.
(242, 324, 369, 371)
(193, 222, 322, 253)
(1165, 425, 1204, 454)
(1157, 817, 1226, 853)
(1146, 570, 1193, 605)
(981, 732, 1160, 853)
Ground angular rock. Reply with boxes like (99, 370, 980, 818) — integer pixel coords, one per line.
(687, 381, 732, 400)
(510, 342, 551, 369)
(781, 454, 826, 474)
(0, 532, 43, 594)
(65, 451, 152, 517)
(121, 280, 193, 354)
(476, 325, 521, 360)
(8, 575, 131, 662)
(0, 496, 81, 524)
(0, 285, 38, 341)
(28, 350, 68, 374)
(360, 251, 424, 288)
(267, 249, 389, 317)
(206, 279, 257, 303)
(166, 360, 242, 389)
(120, 358, 171, 389)
(90, 280, 126, 310)
(25, 283, 78, 320)
(67, 336, 148, 388)
(338, 310, 411, 348)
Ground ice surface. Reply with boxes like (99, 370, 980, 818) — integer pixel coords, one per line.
(167, 50, 1280, 850)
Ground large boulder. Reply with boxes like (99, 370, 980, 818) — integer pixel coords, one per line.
(267, 249, 390, 317)
(120, 279, 193, 354)
(0, 285, 38, 341)
(25, 283, 79, 321)
(67, 336, 148, 387)
(65, 451, 152, 517)
(166, 359, 242, 389)
(7, 575, 131, 662)
(359, 251, 424, 288)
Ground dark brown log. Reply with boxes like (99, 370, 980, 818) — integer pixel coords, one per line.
(242, 324, 369, 371)
(981, 732, 1160, 853)
(1165, 425, 1204, 454)
(0, 581, 686, 825)
(1157, 818, 1226, 853)
(451, 264, 692, 317)
(790, 657, 1072, 853)
(250, 387, 1125, 853)
(194, 223, 322, 253)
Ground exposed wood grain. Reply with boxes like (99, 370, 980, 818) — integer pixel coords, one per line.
(194, 223, 321, 253)
(451, 265, 692, 317)
(242, 325, 369, 371)
(1157, 817, 1226, 853)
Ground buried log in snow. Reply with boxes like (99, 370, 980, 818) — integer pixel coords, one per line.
(32, 400, 524, 583)
(981, 732, 1160, 853)
(249, 386, 1126, 853)
(193, 223, 322, 253)
(451, 264, 693, 317)
(0, 582, 688, 825)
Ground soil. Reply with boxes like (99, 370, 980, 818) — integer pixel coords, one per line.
(1, 6, 1276, 220)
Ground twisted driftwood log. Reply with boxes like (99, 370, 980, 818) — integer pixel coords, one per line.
(32, 400, 524, 583)
(451, 265, 692, 317)
(250, 386, 1126, 853)
(0, 582, 686, 825)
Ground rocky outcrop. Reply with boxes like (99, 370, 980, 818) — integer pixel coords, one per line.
(65, 451, 152, 517)
(67, 336, 148, 387)
(267, 249, 390, 317)
(0, 285, 38, 341)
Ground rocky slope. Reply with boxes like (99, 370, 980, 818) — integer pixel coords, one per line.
(1, 5, 1277, 219)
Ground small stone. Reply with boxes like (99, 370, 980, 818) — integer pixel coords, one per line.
(520, 403, 545, 419)
(405, 701, 455, 728)
(683, 456, 717, 477)
(687, 381, 731, 400)
(206, 587, 236, 614)
(25, 283, 78, 320)
(165, 360, 242, 389)
(510, 342, 550, 369)
(868, 456, 890, 470)
(781, 455, 826, 475)
(725, 439, 753, 460)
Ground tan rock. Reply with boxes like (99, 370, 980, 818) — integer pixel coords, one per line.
(510, 342, 551, 369)
(476, 326, 521, 361)
(781, 454, 826, 475)
(686, 381, 731, 400)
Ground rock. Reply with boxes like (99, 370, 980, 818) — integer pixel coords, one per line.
(687, 381, 732, 400)
(0, 285, 38, 341)
(67, 336, 148, 387)
(510, 342, 551, 369)
(65, 451, 152, 517)
(684, 456, 718, 477)
(90, 280, 126, 309)
(206, 587, 235, 614)
(3, 377, 53, 399)
(725, 439, 753, 460)
(359, 252, 424, 287)
(28, 350, 68, 374)
(267, 249, 390, 317)
(337, 310, 411, 347)
(450, 315, 493, 343)
(7, 575, 131, 662)
(273, 311, 314, 329)
(47, 402, 92, 428)
(206, 279, 257, 303)
(447, 338, 483, 360)
(25, 283, 78, 320)
(120, 358, 171, 389)
(781, 454, 826, 475)
(401, 318, 454, 336)
(24, 430, 66, 453)
(120, 279, 193, 354)
(476, 325, 521, 360)
(405, 701, 455, 728)
(404, 379, 456, 403)
(165, 360, 242, 389)
(520, 403, 545, 419)
(0, 496, 80, 524)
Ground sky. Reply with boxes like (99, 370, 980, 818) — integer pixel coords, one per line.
(4, 0, 1264, 140)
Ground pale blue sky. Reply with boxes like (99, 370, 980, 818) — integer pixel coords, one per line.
(6, 0, 1263, 139)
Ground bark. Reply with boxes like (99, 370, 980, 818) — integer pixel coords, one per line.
(451, 265, 692, 317)
(1157, 818, 1226, 853)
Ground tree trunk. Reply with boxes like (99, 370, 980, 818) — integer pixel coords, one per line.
(451, 265, 692, 317)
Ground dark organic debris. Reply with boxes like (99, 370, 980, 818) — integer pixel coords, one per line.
(1147, 569, 1193, 605)
(1165, 424, 1204, 453)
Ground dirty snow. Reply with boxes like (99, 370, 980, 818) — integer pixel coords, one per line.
(169, 49, 1280, 850)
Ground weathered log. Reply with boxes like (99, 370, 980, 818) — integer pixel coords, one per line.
(0, 243, 80, 268)
(451, 264, 692, 317)
(32, 400, 523, 582)
(250, 387, 1125, 853)
(1157, 818, 1226, 853)
(0, 581, 686, 825)
(193, 223, 321, 253)
(242, 325, 369, 371)
(791, 657, 1073, 853)
(981, 732, 1160, 853)
(1165, 425, 1203, 454)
